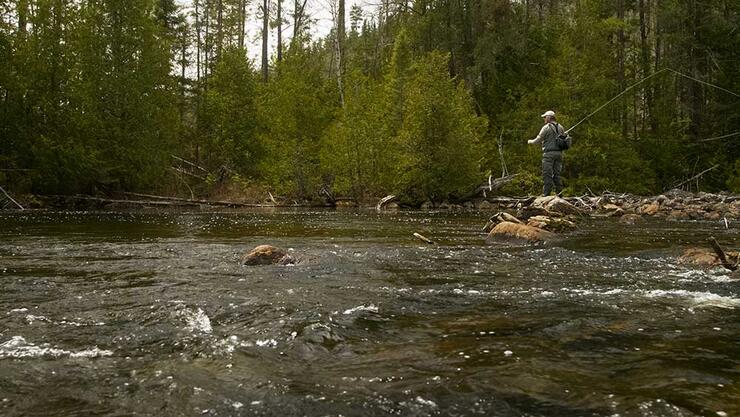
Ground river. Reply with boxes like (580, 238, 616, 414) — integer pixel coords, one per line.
(0, 209, 738, 416)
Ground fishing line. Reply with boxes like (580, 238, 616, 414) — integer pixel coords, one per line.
(565, 67, 740, 135)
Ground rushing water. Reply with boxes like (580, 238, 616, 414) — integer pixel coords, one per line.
(0, 209, 738, 417)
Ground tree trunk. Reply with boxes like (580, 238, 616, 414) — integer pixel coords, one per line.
(238, 0, 246, 49)
(195, 0, 201, 82)
(616, 0, 628, 138)
(337, 0, 345, 106)
(216, 0, 223, 57)
(277, 0, 283, 61)
(18, 0, 28, 35)
(204, 0, 210, 86)
(639, 0, 656, 132)
(262, 0, 269, 81)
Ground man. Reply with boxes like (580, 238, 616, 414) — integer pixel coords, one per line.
(528, 110, 566, 196)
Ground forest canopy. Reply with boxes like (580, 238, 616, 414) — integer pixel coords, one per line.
(1, 0, 739, 202)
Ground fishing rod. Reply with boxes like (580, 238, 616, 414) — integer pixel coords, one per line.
(564, 67, 740, 135)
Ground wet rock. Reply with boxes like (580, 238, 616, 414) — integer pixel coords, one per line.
(516, 206, 551, 220)
(477, 200, 493, 210)
(667, 210, 690, 221)
(483, 212, 521, 232)
(638, 201, 660, 215)
(531, 196, 583, 216)
(704, 211, 721, 221)
(485, 221, 553, 244)
(678, 248, 739, 268)
(619, 214, 641, 225)
(526, 215, 576, 232)
(241, 245, 296, 266)
(664, 189, 694, 199)
(420, 201, 434, 210)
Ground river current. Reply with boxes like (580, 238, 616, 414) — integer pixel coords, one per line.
(0, 209, 738, 416)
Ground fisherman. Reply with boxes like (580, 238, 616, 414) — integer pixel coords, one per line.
(528, 110, 567, 196)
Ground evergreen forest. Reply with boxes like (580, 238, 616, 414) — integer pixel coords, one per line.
(1, 0, 739, 204)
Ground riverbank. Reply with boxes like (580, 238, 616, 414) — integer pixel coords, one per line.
(4, 189, 739, 222)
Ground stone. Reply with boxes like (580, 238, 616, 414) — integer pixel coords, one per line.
(619, 214, 641, 225)
(483, 212, 522, 232)
(678, 248, 739, 268)
(420, 201, 434, 210)
(638, 201, 660, 215)
(477, 200, 493, 210)
(526, 215, 576, 232)
(704, 211, 721, 221)
(531, 196, 583, 216)
(485, 221, 554, 244)
(609, 208, 625, 217)
(667, 210, 690, 221)
(241, 245, 296, 266)
(664, 189, 694, 199)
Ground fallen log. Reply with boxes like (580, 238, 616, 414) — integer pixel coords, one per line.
(121, 192, 273, 208)
(66, 195, 199, 207)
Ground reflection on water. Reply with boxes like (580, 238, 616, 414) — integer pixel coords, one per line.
(0, 210, 738, 416)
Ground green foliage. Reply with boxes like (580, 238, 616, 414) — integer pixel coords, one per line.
(2, 0, 738, 198)
(394, 52, 486, 203)
(257, 48, 338, 198)
(199, 47, 259, 175)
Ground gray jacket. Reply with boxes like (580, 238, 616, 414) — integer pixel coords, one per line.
(529, 122, 565, 152)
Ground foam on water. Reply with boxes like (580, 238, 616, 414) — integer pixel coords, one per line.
(178, 307, 213, 333)
(643, 290, 740, 309)
(0, 336, 113, 359)
(342, 304, 379, 315)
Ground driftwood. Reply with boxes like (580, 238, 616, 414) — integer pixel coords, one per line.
(708, 237, 738, 271)
(0, 186, 24, 210)
(413, 232, 435, 244)
(121, 192, 273, 208)
(64, 195, 199, 207)
(458, 174, 519, 201)
(376, 195, 398, 211)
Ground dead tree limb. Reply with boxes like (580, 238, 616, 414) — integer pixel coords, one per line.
(0, 186, 24, 210)
(457, 174, 519, 202)
(669, 165, 719, 191)
(413, 232, 435, 244)
(708, 236, 738, 271)
(376, 195, 398, 211)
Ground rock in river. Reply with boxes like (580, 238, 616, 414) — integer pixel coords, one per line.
(241, 245, 296, 266)
(485, 221, 553, 244)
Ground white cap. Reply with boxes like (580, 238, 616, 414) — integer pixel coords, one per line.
(541, 110, 556, 118)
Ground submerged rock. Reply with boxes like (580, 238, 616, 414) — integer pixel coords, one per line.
(241, 245, 296, 266)
(485, 221, 553, 244)
(619, 214, 641, 225)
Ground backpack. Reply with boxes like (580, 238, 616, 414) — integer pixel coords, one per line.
(550, 122, 572, 151)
